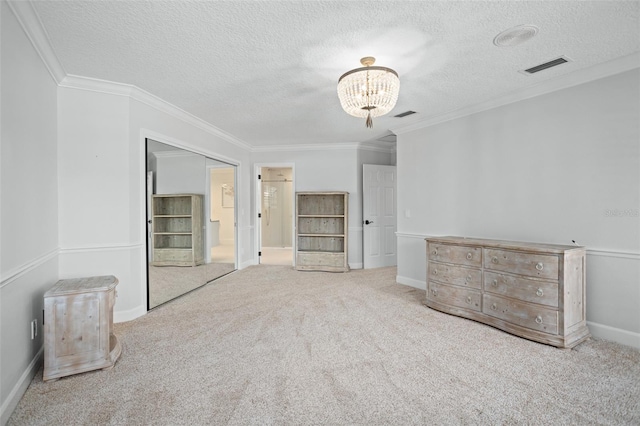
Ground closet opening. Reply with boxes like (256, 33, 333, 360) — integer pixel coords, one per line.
(146, 138, 237, 309)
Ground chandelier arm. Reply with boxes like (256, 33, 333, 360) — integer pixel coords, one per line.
(337, 66, 398, 82)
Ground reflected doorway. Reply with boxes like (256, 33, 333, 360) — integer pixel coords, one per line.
(146, 139, 237, 309)
(259, 167, 294, 265)
(208, 165, 236, 265)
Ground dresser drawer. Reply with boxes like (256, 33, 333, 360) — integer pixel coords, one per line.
(428, 243, 481, 267)
(429, 262, 482, 289)
(428, 282, 481, 312)
(484, 271, 558, 307)
(483, 248, 559, 280)
(483, 294, 558, 335)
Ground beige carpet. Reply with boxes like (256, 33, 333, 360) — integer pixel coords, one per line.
(149, 262, 235, 308)
(9, 266, 640, 425)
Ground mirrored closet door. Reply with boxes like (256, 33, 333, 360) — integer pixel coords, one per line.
(146, 139, 237, 309)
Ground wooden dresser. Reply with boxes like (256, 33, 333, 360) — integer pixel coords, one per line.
(43, 276, 121, 381)
(425, 237, 590, 348)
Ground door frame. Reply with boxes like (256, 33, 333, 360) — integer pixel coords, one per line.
(254, 163, 296, 265)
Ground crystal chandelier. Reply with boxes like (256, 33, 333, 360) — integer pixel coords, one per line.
(337, 56, 399, 128)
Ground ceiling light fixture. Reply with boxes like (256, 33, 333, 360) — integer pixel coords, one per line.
(337, 57, 399, 128)
(493, 24, 539, 47)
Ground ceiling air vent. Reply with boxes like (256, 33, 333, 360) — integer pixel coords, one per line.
(520, 56, 571, 75)
(394, 111, 416, 118)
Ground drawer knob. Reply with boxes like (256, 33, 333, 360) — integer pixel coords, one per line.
(492, 279, 498, 287)
(491, 256, 498, 264)
(433, 269, 438, 276)
(536, 288, 544, 297)
(535, 315, 543, 324)
(431, 289, 438, 297)
(466, 253, 472, 260)
(465, 275, 471, 283)
(432, 249, 438, 255)
(466, 296, 472, 304)
(535, 262, 544, 271)
(491, 303, 497, 311)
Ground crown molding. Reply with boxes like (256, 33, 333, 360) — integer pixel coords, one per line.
(252, 142, 359, 152)
(9, 0, 253, 151)
(6, 0, 66, 84)
(61, 74, 253, 151)
(251, 140, 395, 154)
(391, 52, 640, 135)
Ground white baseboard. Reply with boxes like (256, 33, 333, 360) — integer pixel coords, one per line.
(240, 259, 256, 269)
(349, 263, 363, 270)
(1, 347, 43, 425)
(587, 321, 640, 350)
(114, 305, 147, 323)
(396, 275, 426, 290)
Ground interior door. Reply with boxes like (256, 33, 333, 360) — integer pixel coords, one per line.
(363, 164, 397, 269)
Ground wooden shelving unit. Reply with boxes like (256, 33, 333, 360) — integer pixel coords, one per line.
(151, 194, 203, 266)
(296, 192, 349, 272)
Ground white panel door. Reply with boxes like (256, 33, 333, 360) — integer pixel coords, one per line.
(363, 165, 397, 269)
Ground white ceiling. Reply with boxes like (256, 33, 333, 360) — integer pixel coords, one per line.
(33, 1, 639, 148)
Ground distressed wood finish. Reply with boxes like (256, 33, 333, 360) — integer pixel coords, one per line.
(425, 237, 590, 348)
(43, 276, 121, 381)
(296, 192, 349, 272)
(151, 194, 204, 266)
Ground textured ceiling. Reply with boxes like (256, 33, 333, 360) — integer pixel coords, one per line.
(33, 1, 640, 148)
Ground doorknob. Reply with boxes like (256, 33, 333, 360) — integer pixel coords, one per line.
(364, 220, 374, 225)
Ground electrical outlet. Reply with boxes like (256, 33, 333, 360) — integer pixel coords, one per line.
(30, 319, 37, 339)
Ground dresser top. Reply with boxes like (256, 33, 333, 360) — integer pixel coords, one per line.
(45, 275, 118, 297)
(425, 236, 585, 254)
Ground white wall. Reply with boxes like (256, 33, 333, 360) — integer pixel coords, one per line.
(54, 87, 255, 323)
(0, 2, 59, 422)
(253, 146, 393, 268)
(396, 69, 640, 348)
(154, 151, 206, 195)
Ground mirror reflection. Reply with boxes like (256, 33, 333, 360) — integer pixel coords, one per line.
(146, 139, 236, 309)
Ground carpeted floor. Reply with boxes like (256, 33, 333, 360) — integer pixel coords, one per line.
(9, 265, 640, 425)
(149, 262, 235, 308)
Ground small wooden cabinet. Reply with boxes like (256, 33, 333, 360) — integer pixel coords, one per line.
(296, 192, 349, 272)
(425, 237, 590, 348)
(152, 194, 204, 266)
(43, 276, 121, 381)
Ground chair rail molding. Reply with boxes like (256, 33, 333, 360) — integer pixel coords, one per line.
(395, 232, 640, 260)
(0, 248, 58, 290)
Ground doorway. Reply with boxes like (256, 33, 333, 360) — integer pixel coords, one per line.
(208, 165, 236, 266)
(258, 166, 294, 265)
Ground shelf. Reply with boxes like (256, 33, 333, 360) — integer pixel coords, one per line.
(153, 232, 192, 235)
(297, 249, 345, 254)
(153, 215, 192, 218)
(298, 215, 344, 218)
(298, 233, 344, 237)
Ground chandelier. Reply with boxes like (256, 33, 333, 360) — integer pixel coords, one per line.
(337, 56, 399, 128)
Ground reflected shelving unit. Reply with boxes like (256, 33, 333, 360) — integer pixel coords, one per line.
(151, 194, 204, 266)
